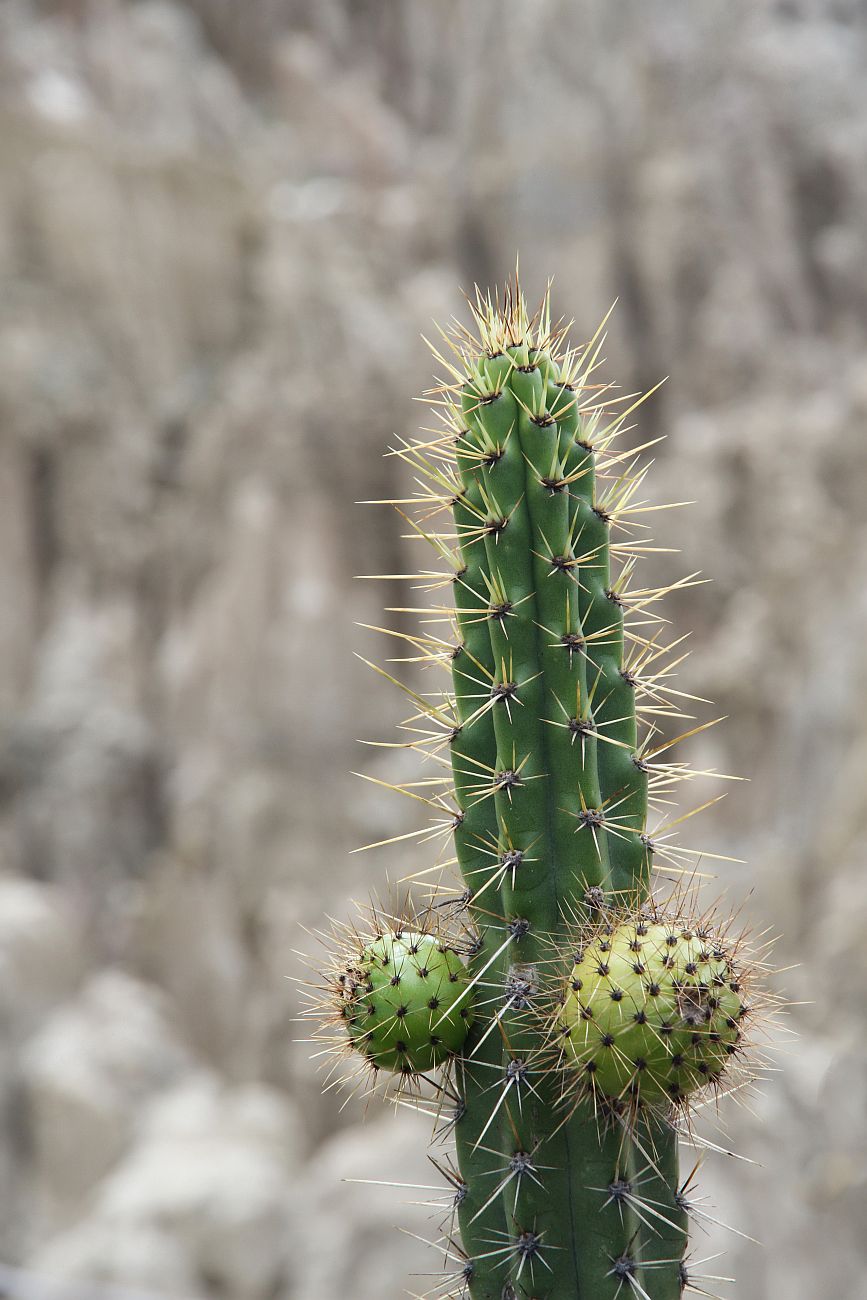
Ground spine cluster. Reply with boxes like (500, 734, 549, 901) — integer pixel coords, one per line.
(307, 278, 772, 1300)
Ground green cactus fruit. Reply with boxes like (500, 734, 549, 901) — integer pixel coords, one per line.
(558, 919, 744, 1104)
(341, 930, 473, 1073)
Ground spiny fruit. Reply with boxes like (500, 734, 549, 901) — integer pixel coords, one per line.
(340, 930, 473, 1074)
(558, 918, 746, 1104)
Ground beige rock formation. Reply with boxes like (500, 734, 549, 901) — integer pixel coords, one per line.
(0, 1, 865, 1297)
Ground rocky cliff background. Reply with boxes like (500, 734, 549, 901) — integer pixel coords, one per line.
(1, 1, 866, 1297)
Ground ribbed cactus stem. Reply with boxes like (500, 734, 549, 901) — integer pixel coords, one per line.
(558, 393, 650, 897)
(630, 1114, 689, 1300)
(446, 319, 665, 1296)
(315, 277, 767, 1300)
(449, 435, 511, 1285)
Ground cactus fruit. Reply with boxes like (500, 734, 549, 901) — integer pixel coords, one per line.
(305, 902, 477, 1097)
(342, 929, 474, 1074)
(555, 910, 747, 1107)
(307, 276, 775, 1299)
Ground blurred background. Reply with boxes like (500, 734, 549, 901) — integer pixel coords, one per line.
(0, 1, 866, 1297)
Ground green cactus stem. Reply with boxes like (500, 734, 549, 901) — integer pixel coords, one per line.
(313, 276, 770, 1300)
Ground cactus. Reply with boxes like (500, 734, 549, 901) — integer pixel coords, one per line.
(306, 276, 773, 1300)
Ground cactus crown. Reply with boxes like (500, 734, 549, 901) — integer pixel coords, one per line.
(306, 274, 776, 1300)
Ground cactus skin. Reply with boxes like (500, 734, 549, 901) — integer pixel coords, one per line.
(316, 279, 768, 1300)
